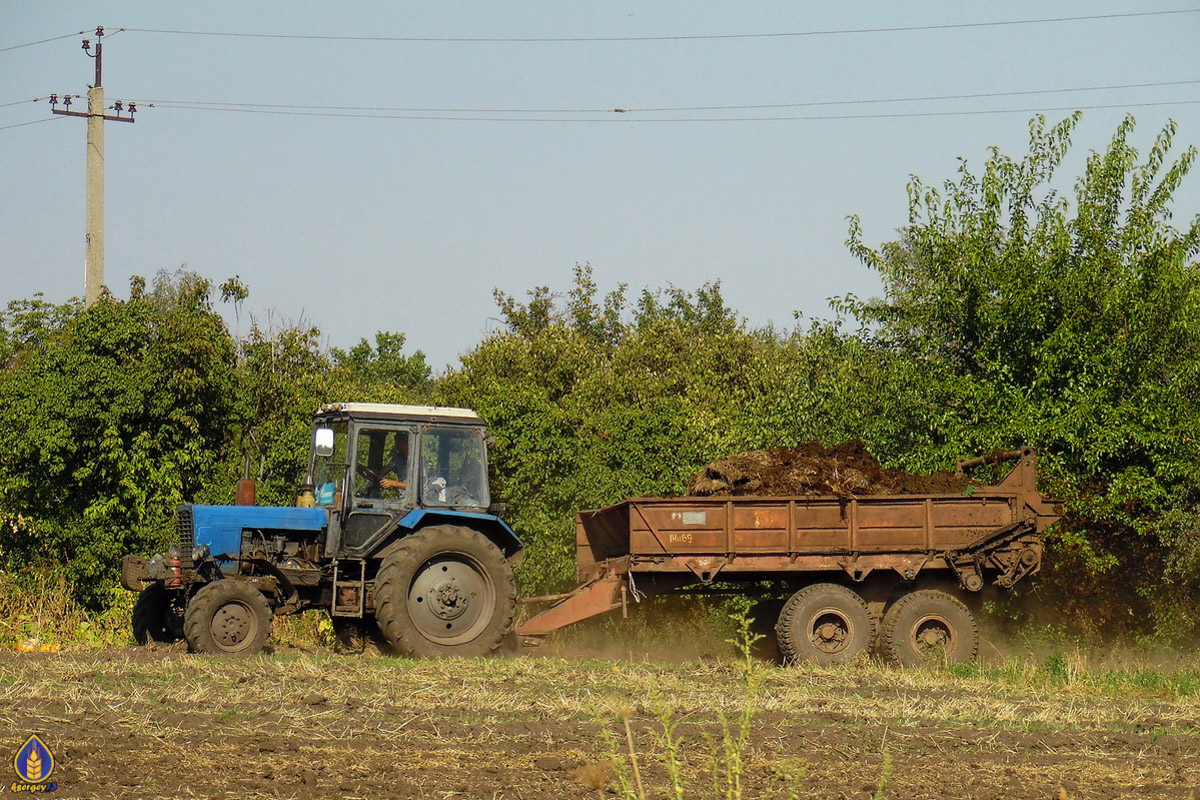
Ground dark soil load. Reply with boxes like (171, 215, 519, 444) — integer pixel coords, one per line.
(686, 440, 973, 497)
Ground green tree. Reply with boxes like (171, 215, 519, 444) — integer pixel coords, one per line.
(208, 290, 431, 508)
(0, 273, 235, 605)
(211, 321, 334, 507)
(845, 114, 1200, 639)
(331, 331, 432, 395)
(0, 270, 434, 607)
(440, 266, 888, 591)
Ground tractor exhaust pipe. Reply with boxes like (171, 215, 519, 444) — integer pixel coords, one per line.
(236, 452, 256, 506)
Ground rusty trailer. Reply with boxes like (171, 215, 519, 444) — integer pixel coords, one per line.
(519, 447, 1058, 665)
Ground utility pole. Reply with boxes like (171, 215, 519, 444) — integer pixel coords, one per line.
(49, 27, 137, 306)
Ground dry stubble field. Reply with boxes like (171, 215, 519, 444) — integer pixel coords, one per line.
(1, 639, 1197, 800)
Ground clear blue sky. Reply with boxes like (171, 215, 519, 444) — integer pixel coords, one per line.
(3, 2, 1198, 369)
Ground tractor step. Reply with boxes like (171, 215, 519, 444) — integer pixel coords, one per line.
(331, 560, 368, 618)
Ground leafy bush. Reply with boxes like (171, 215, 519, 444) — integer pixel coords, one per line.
(0, 275, 234, 605)
(845, 114, 1200, 639)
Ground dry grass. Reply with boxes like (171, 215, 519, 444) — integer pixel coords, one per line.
(0, 570, 133, 649)
(0, 641, 1196, 799)
(6, 648, 1196, 726)
(2, 573, 1196, 796)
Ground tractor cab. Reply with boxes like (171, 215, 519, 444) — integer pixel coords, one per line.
(307, 403, 494, 557)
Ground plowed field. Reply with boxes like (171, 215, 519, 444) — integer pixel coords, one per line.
(1, 645, 1196, 799)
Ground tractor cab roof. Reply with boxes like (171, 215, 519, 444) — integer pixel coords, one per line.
(315, 402, 484, 425)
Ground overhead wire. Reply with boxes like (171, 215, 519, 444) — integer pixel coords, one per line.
(0, 31, 87, 54)
(132, 79, 1200, 116)
(0, 97, 80, 132)
(3, 11, 1193, 55)
(0, 98, 50, 110)
(612, 80, 1200, 113)
(5, 16, 1197, 129)
(115, 10, 1200, 42)
(143, 98, 1200, 124)
(0, 117, 65, 132)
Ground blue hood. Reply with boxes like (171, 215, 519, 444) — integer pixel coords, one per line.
(191, 505, 329, 561)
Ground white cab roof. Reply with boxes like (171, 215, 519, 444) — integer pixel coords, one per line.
(318, 402, 481, 420)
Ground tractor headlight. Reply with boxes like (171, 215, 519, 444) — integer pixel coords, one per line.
(191, 544, 211, 562)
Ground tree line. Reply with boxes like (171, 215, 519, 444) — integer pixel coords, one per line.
(1, 114, 1197, 643)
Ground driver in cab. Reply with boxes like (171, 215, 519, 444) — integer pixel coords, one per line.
(380, 435, 408, 492)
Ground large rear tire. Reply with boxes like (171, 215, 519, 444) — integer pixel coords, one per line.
(776, 583, 875, 666)
(374, 526, 516, 658)
(183, 580, 273, 656)
(132, 583, 183, 645)
(880, 589, 977, 667)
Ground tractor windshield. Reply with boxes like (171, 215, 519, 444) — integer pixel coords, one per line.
(420, 427, 489, 509)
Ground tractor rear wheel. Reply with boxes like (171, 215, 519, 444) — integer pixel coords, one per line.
(132, 583, 183, 645)
(880, 589, 978, 667)
(374, 526, 516, 658)
(776, 583, 875, 666)
(183, 579, 273, 655)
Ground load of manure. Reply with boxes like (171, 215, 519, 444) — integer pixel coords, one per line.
(686, 440, 974, 497)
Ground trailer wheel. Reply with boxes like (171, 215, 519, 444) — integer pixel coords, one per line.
(183, 580, 273, 656)
(881, 590, 977, 667)
(374, 526, 516, 658)
(132, 583, 183, 645)
(776, 583, 876, 666)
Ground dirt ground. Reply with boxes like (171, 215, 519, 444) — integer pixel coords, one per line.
(687, 440, 973, 497)
(1, 643, 1196, 800)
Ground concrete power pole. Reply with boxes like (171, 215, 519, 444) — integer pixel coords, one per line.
(50, 27, 137, 306)
(85, 83, 104, 306)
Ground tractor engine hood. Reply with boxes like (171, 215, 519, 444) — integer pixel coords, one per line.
(183, 505, 329, 568)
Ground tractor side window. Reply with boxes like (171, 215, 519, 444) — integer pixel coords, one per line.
(354, 429, 411, 503)
(420, 427, 489, 509)
(312, 423, 348, 507)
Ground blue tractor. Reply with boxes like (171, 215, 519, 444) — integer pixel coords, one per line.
(121, 403, 523, 656)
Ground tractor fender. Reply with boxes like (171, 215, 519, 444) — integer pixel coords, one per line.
(375, 509, 523, 561)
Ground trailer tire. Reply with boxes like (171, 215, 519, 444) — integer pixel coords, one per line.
(132, 583, 183, 645)
(374, 526, 516, 658)
(776, 583, 876, 666)
(881, 590, 977, 667)
(183, 579, 273, 656)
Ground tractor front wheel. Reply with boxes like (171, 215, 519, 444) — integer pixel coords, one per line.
(183, 579, 273, 655)
(374, 526, 516, 658)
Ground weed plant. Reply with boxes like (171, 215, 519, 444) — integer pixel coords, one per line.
(593, 615, 810, 800)
(591, 615, 906, 799)
(0, 568, 132, 647)
(272, 608, 337, 650)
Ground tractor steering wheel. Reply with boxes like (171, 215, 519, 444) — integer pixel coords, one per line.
(355, 464, 383, 496)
